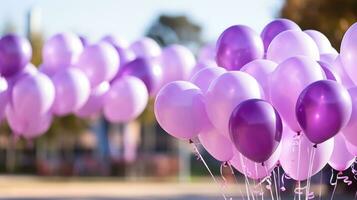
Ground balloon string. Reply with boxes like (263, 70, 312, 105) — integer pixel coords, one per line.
(264, 165, 275, 200)
(252, 163, 264, 197)
(330, 169, 352, 186)
(272, 168, 280, 200)
(220, 162, 228, 187)
(294, 185, 315, 199)
(280, 173, 291, 192)
(305, 145, 316, 200)
(319, 169, 323, 200)
(189, 140, 228, 200)
(351, 159, 357, 180)
(293, 133, 302, 200)
(239, 154, 255, 200)
(227, 161, 246, 200)
(330, 171, 338, 200)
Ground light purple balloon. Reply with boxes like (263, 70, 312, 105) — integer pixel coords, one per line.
(279, 127, 334, 181)
(104, 76, 148, 123)
(0, 77, 8, 122)
(190, 60, 219, 79)
(270, 56, 324, 132)
(230, 144, 281, 180)
(160, 44, 196, 85)
(260, 18, 301, 52)
(154, 81, 208, 140)
(341, 23, 357, 85)
(6, 105, 52, 139)
(190, 67, 226, 94)
(12, 72, 55, 119)
(205, 71, 261, 138)
(52, 68, 90, 116)
(267, 30, 319, 63)
(101, 35, 129, 49)
(198, 43, 216, 62)
(75, 42, 119, 88)
(6, 63, 37, 92)
(318, 61, 341, 82)
(328, 133, 355, 171)
(198, 125, 233, 162)
(342, 87, 357, 146)
(129, 37, 161, 59)
(331, 56, 355, 89)
(346, 140, 357, 156)
(240, 59, 278, 100)
(42, 33, 83, 73)
(75, 81, 110, 118)
(319, 53, 338, 65)
(304, 30, 334, 54)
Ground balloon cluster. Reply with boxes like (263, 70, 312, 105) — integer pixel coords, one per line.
(0, 33, 197, 139)
(155, 18, 357, 184)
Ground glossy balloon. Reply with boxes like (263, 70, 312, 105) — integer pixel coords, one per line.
(190, 67, 226, 93)
(304, 30, 334, 54)
(328, 133, 355, 171)
(296, 80, 352, 144)
(190, 60, 218, 79)
(205, 71, 261, 137)
(0, 34, 32, 77)
(129, 37, 161, 59)
(101, 35, 129, 49)
(345, 140, 357, 156)
(318, 61, 340, 82)
(267, 30, 319, 63)
(340, 23, 357, 85)
(319, 53, 338, 65)
(229, 99, 282, 163)
(154, 81, 208, 140)
(198, 43, 216, 62)
(270, 56, 324, 131)
(216, 25, 264, 70)
(342, 87, 357, 146)
(0, 77, 8, 122)
(331, 56, 355, 89)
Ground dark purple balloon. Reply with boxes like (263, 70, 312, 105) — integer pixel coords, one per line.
(0, 34, 32, 77)
(229, 99, 283, 163)
(318, 61, 339, 81)
(296, 80, 352, 144)
(260, 19, 301, 52)
(216, 25, 264, 70)
(116, 58, 161, 93)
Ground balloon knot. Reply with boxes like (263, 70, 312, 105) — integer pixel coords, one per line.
(261, 162, 265, 166)
(189, 139, 193, 144)
(313, 144, 317, 148)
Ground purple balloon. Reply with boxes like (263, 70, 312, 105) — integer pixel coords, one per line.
(328, 133, 355, 171)
(229, 99, 282, 163)
(42, 33, 83, 73)
(129, 37, 161, 59)
(318, 61, 340, 82)
(296, 80, 352, 144)
(267, 30, 319, 63)
(75, 81, 110, 118)
(190, 67, 226, 93)
(320, 53, 338, 65)
(342, 87, 357, 146)
(346, 140, 357, 156)
(198, 43, 216, 62)
(260, 19, 301, 52)
(116, 58, 162, 94)
(51, 68, 91, 116)
(104, 76, 148, 123)
(216, 25, 264, 70)
(101, 35, 129, 49)
(190, 60, 218, 79)
(340, 22, 357, 85)
(0, 34, 32, 77)
(0, 77, 8, 121)
(75, 43, 119, 88)
(12, 72, 55, 119)
(304, 30, 334, 54)
(154, 81, 208, 140)
(6, 63, 37, 90)
(332, 56, 355, 89)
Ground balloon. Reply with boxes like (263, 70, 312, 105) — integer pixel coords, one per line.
(240, 59, 278, 100)
(100, 37, 135, 67)
(270, 56, 324, 131)
(230, 144, 282, 180)
(340, 22, 357, 85)
(42, 33, 83, 74)
(318, 61, 341, 82)
(6, 105, 52, 139)
(342, 87, 357, 146)
(12, 72, 55, 119)
(160, 44, 196, 84)
(320, 53, 338, 65)
(101, 35, 129, 49)
(154, 81, 208, 140)
(216, 25, 264, 70)
(280, 129, 334, 181)
(260, 18, 301, 52)
(190, 60, 218, 79)
(104, 76, 148, 123)
(0, 34, 32, 77)
(75, 42, 119, 88)
(328, 133, 355, 171)
(6, 63, 37, 90)
(198, 43, 216, 62)
(267, 30, 319, 63)
(229, 99, 282, 163)
(52, 68, 91, 116)
(75, 82, 110, 118)
(205, 71, 261, 137)
(190, 67, 226, 93)
(116, 58, 162, 94)
(296, 80, 352, 144)
(0, 77, 8, 121)
(129, 37, 161, 59)
(78, 35, 89, 47)
(345, 140, 357, 156)
(198, 125, 233, 162)
(304, 30, 334, 54)
(331, 56, 355, 89)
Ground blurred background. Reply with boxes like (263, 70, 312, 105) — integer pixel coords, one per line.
(0, 0, 356, 199)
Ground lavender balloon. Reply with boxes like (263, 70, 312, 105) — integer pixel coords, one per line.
(318, 61, 340, 82)
(296, 80, 352, 144)
(320, 53, 338, 65)
(101, 35, 129, 49)
(76, 42, 119, 88)
(328, 133, 355, 171)
(198, 43, 216, 62)
(340, 22, 357, 85)
(154, 81, 208, 140)
(190, 60, 218, 79)
(129, 37, 161, 59)
(229, 99, 282, 163)
(304, 30, 334, 54)
(190, 67, 226, 93)
(216, 25, 264, 70)
(332, 56, 355, 89)
(52, 68, 90, 116)
(342, 87, 357, 146)
(0, 77, 8, 121)
(267, 30, 319, 63)
(0, 34, 32, 77)
(260, 18, 301, 52)
(42, 33, 83, 75)
(270, 56, 324, 132)
(104, 76, 148, 123)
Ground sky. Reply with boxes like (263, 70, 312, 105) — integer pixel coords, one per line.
(0, 0, 284, 43)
